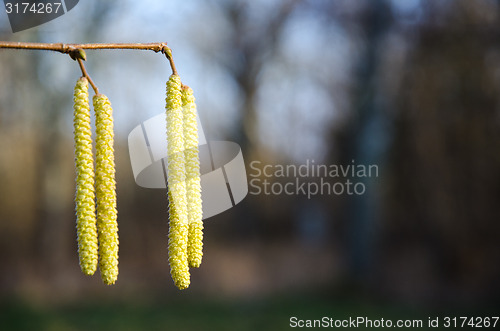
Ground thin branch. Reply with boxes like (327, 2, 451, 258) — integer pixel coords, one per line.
(163, 46, 178, 76)
(0, 41, 168, 53)
(0, 41, 178, 75)
(77, 57, 99, 95)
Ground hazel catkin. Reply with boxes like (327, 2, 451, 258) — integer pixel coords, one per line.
(182, 85, 203, 268)
(166, 74, 190, 290)
(93, 93, 119, 285)
(73, 77, 98, 276)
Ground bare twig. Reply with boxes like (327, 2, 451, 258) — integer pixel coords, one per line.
(0, 41, 178, 74)
(0, 41, 168, 53)
(162, 46, 178, 76)
(76, 57, 98, 95)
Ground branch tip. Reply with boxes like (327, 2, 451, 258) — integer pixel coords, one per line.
(163, 46, 173, 59)
(163, 47, 178, 76)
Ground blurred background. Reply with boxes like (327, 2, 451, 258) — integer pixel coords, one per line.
(1, 0, 499, 329)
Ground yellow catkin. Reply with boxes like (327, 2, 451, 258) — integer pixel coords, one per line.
(182, 85, 203, 268)
(94, 94, 119, 285)
(73, 77, 98, 276)
(166, 74, 190, 289)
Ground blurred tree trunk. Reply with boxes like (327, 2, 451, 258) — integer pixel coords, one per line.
(335, 0, 392, 283)
(214, 0, 301, 238)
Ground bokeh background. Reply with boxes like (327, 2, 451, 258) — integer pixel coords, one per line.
(1, 0, 499, 330)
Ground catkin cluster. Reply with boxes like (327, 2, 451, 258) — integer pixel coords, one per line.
(72, 56, 202, 289)
(73, 78, 119, 285)
(165, 75, 203, 289)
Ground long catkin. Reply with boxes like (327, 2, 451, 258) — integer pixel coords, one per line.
(166, 74, 190, 289)
(182, 85, 203, 268)
(73, 77, 98, 276)
(94, 94, 119, 285)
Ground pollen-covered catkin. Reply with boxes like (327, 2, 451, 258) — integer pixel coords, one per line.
(93, 94, 119, 285)
(166, 74, 190, 290)
(73, 77, 98, 276)
(182, 85, 203, 268)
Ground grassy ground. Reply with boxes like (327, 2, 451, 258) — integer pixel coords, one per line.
(0, 292, 496, 330)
